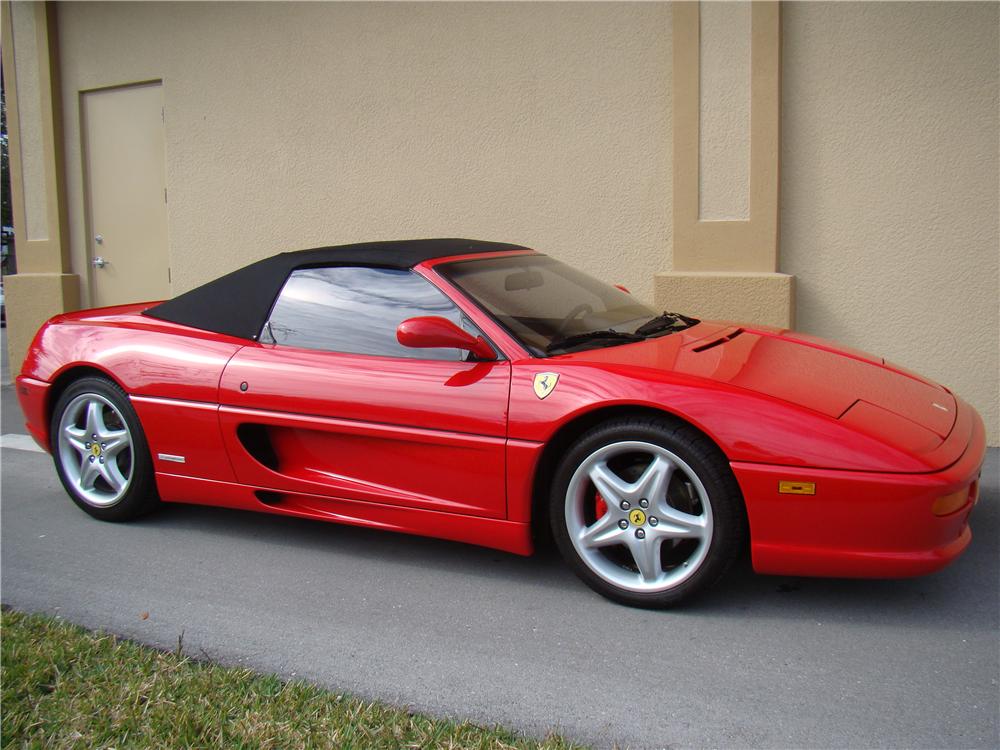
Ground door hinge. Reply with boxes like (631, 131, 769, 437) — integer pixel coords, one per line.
(164, 187, 167, 203)
(161, 106, 165, 122)
(168, 267, 171, 283)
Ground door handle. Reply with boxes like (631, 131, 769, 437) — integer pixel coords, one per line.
(92, 256, 107, 269)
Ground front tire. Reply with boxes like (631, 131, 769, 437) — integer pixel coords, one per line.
(550, 416, 746, 608)
(50, 376, 158, 521)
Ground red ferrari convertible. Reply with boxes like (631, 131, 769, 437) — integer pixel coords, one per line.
(16, 239, 985, 607)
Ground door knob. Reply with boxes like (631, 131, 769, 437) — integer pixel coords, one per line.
(92, 256, 107, 268)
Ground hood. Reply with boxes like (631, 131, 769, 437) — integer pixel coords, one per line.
(559, 322, 956, 454)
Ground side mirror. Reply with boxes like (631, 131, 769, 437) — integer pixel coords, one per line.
(396, 316, 496, 361)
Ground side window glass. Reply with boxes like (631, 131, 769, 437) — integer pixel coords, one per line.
(263, 267, 478, 360)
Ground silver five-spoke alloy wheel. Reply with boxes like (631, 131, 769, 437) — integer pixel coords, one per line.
(565, 440, 713, 593)
(56, 392, 134, 507)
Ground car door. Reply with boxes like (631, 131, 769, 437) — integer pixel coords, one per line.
(217, 265, 511, 519)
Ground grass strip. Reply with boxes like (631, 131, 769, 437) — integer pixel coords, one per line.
(1, 609, 582, 749)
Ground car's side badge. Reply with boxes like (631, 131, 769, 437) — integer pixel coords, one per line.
(533, 372, 559, 400)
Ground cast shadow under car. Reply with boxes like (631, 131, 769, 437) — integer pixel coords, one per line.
(131, 459, 999, 632)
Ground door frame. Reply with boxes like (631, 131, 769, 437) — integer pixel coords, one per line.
(78, 78, 167, 307)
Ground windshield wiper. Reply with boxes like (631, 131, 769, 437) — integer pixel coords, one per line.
(546, 329, 644, 354)
(634, 311, 700, 337)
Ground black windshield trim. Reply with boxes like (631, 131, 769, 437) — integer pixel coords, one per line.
(545, 329, 645, 354)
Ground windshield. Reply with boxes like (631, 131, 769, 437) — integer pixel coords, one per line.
(438, 254, 698, 356)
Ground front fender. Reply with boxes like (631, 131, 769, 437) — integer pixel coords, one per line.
(507, 360, 942, 473)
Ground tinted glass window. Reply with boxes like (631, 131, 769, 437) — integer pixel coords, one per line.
(263, 267, 477, 360)
(439, 255, 660, 355)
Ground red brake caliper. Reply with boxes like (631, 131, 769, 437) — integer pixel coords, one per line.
(595, 491, 607, 519)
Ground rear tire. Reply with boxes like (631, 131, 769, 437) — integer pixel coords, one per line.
(50, 376, 159, 521)
(550, 416, 746, 608)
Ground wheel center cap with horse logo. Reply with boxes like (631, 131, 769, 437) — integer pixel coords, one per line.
(629, 508, 647, 526)
(533, 372, 559, 399)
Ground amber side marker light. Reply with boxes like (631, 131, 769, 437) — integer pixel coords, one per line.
(932, 481, 976, 516)
(778, 481, 816, 495)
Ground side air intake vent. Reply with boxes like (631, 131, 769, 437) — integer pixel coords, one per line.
(236, 424, 279, 470)
(254, 490, 283, 505)
(692, 328, 744, 353)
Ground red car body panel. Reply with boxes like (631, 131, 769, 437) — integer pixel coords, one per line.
(505, 331, 960, 474)
(217, 345, 511, 518)
(735, 396, 984, 578)
(15, 252, 986, 578)
(132, 396, 238, 483)
(152, 471, 534, 555)
(21, 305, 245, 403)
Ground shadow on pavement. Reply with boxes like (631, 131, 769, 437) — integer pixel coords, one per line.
(127, 449, 998, 631)
(4, 368, 997, 631)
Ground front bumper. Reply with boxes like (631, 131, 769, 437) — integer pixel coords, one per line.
(733, 397, 986, 578)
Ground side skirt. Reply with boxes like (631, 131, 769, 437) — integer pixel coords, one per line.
(154, 472, 534, 556)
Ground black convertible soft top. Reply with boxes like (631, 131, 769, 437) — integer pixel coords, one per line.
(143, 238, 529, 341)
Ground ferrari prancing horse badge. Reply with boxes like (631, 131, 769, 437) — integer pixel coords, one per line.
(533, 372, 559, 400)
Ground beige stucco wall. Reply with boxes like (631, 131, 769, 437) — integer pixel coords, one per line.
(16, 1, 998, 443)
(781, 2, 999, 444)
(10, 1, 48, 241)
(56, 1, 672, 308)
(698, 1, 750, 222)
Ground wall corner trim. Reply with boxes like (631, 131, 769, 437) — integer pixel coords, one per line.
(672, 1, 781, 274)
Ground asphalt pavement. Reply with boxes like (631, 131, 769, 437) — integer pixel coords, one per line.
(2, 382, 997, 749)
